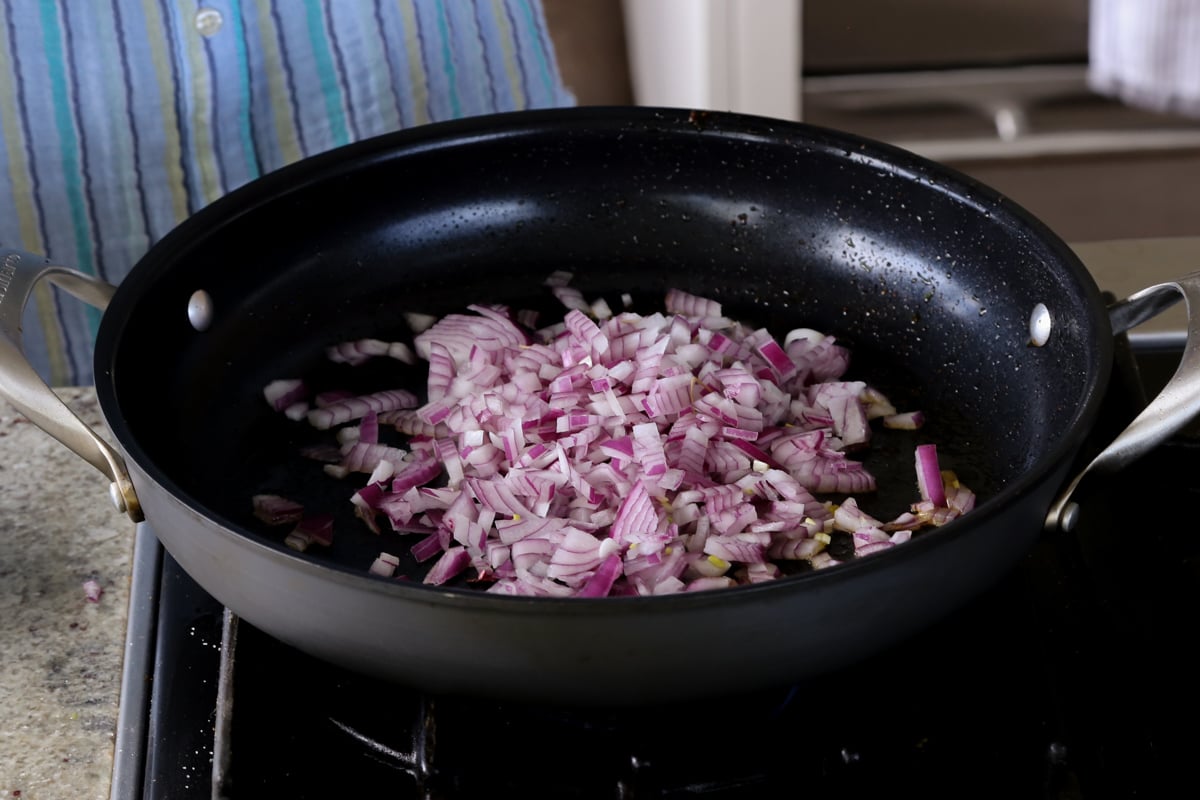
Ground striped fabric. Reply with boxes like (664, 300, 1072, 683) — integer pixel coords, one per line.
(0, 0, 573, 385)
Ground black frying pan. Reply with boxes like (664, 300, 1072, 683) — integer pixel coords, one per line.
(4, 107, 1197, 705)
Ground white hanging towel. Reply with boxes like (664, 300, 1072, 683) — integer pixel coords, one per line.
(1089, 0, 1200, 116)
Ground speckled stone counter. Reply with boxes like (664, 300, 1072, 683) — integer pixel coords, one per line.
(0, 388, 136, 800)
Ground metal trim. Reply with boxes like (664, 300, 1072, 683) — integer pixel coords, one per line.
(108, 525, 163, 800)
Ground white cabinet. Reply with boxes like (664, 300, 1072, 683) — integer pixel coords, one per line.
(620, 0, 801, 120)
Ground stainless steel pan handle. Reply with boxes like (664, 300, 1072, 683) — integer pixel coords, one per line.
(0, 245, 142, 521)
(1045, 270, 1200, 532)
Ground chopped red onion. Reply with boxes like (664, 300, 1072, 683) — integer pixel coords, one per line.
(82, 578, 104, 603)
(665, 288, 722, 318)
(284, 513, 336, 551)
(577, 554, 623, 597)
(685, 575, 737, 592)
(410, 532, 444, 562)
(260, 284, 975, 595)
(327, 338, 391, 366)
(915, 444, 948, 508)
(883, 410, 926, 430)
(283, 402, 310, 422)
(368, 552, 400, 577)
(307, 389, 420, 430)
(340, 442, 407, 474)
(423, 547, 472, 585)
(263, 378, 308, 412)
(252, 494, 304, 526)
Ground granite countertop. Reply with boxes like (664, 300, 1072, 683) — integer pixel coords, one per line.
(0, 388, 136, 800)
(0, 236, 1194, 800)
(1069, 235, 1197, 334)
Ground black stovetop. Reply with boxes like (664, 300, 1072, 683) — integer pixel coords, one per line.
(112, 336, 1200, 799)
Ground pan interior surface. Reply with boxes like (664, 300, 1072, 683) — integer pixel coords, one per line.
(96, 108, 1111, 587)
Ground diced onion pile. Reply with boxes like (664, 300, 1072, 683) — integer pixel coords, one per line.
(254, 281, 975, 597)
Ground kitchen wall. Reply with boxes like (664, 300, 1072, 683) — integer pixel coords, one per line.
(803, 0, 1089, 72)
(543, 0, 1200, 244)
(542, 0, 633, 105)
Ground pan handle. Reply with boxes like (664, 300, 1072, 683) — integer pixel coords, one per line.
(0, 245, 142, 522)
(1045, 270, 1200, 532)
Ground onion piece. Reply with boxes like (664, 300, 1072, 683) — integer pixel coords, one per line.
(263, 378, 308, 412)
(577, 554, 623, 597)
(252, 494, 304, 526)
(307, 389, 420, 430)
(423, 547, 472, 585)
(327, 338, 390, 365)
(285, 513, 335, 551)
(915, 444, 948, 507)
(368, 552, 400, 577)
(82, 578, 104, 603)
(261, 283, 975, 593)
(883, 410, 926, 430)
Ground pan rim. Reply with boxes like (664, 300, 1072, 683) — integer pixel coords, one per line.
(94, 105, 1114, 610)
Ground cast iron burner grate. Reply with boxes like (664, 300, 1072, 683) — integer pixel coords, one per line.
(115, 336, 1200, 800)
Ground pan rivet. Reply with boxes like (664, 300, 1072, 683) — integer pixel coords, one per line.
(1029, 302, 1051, 347)
(188, 290, 213, 332)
